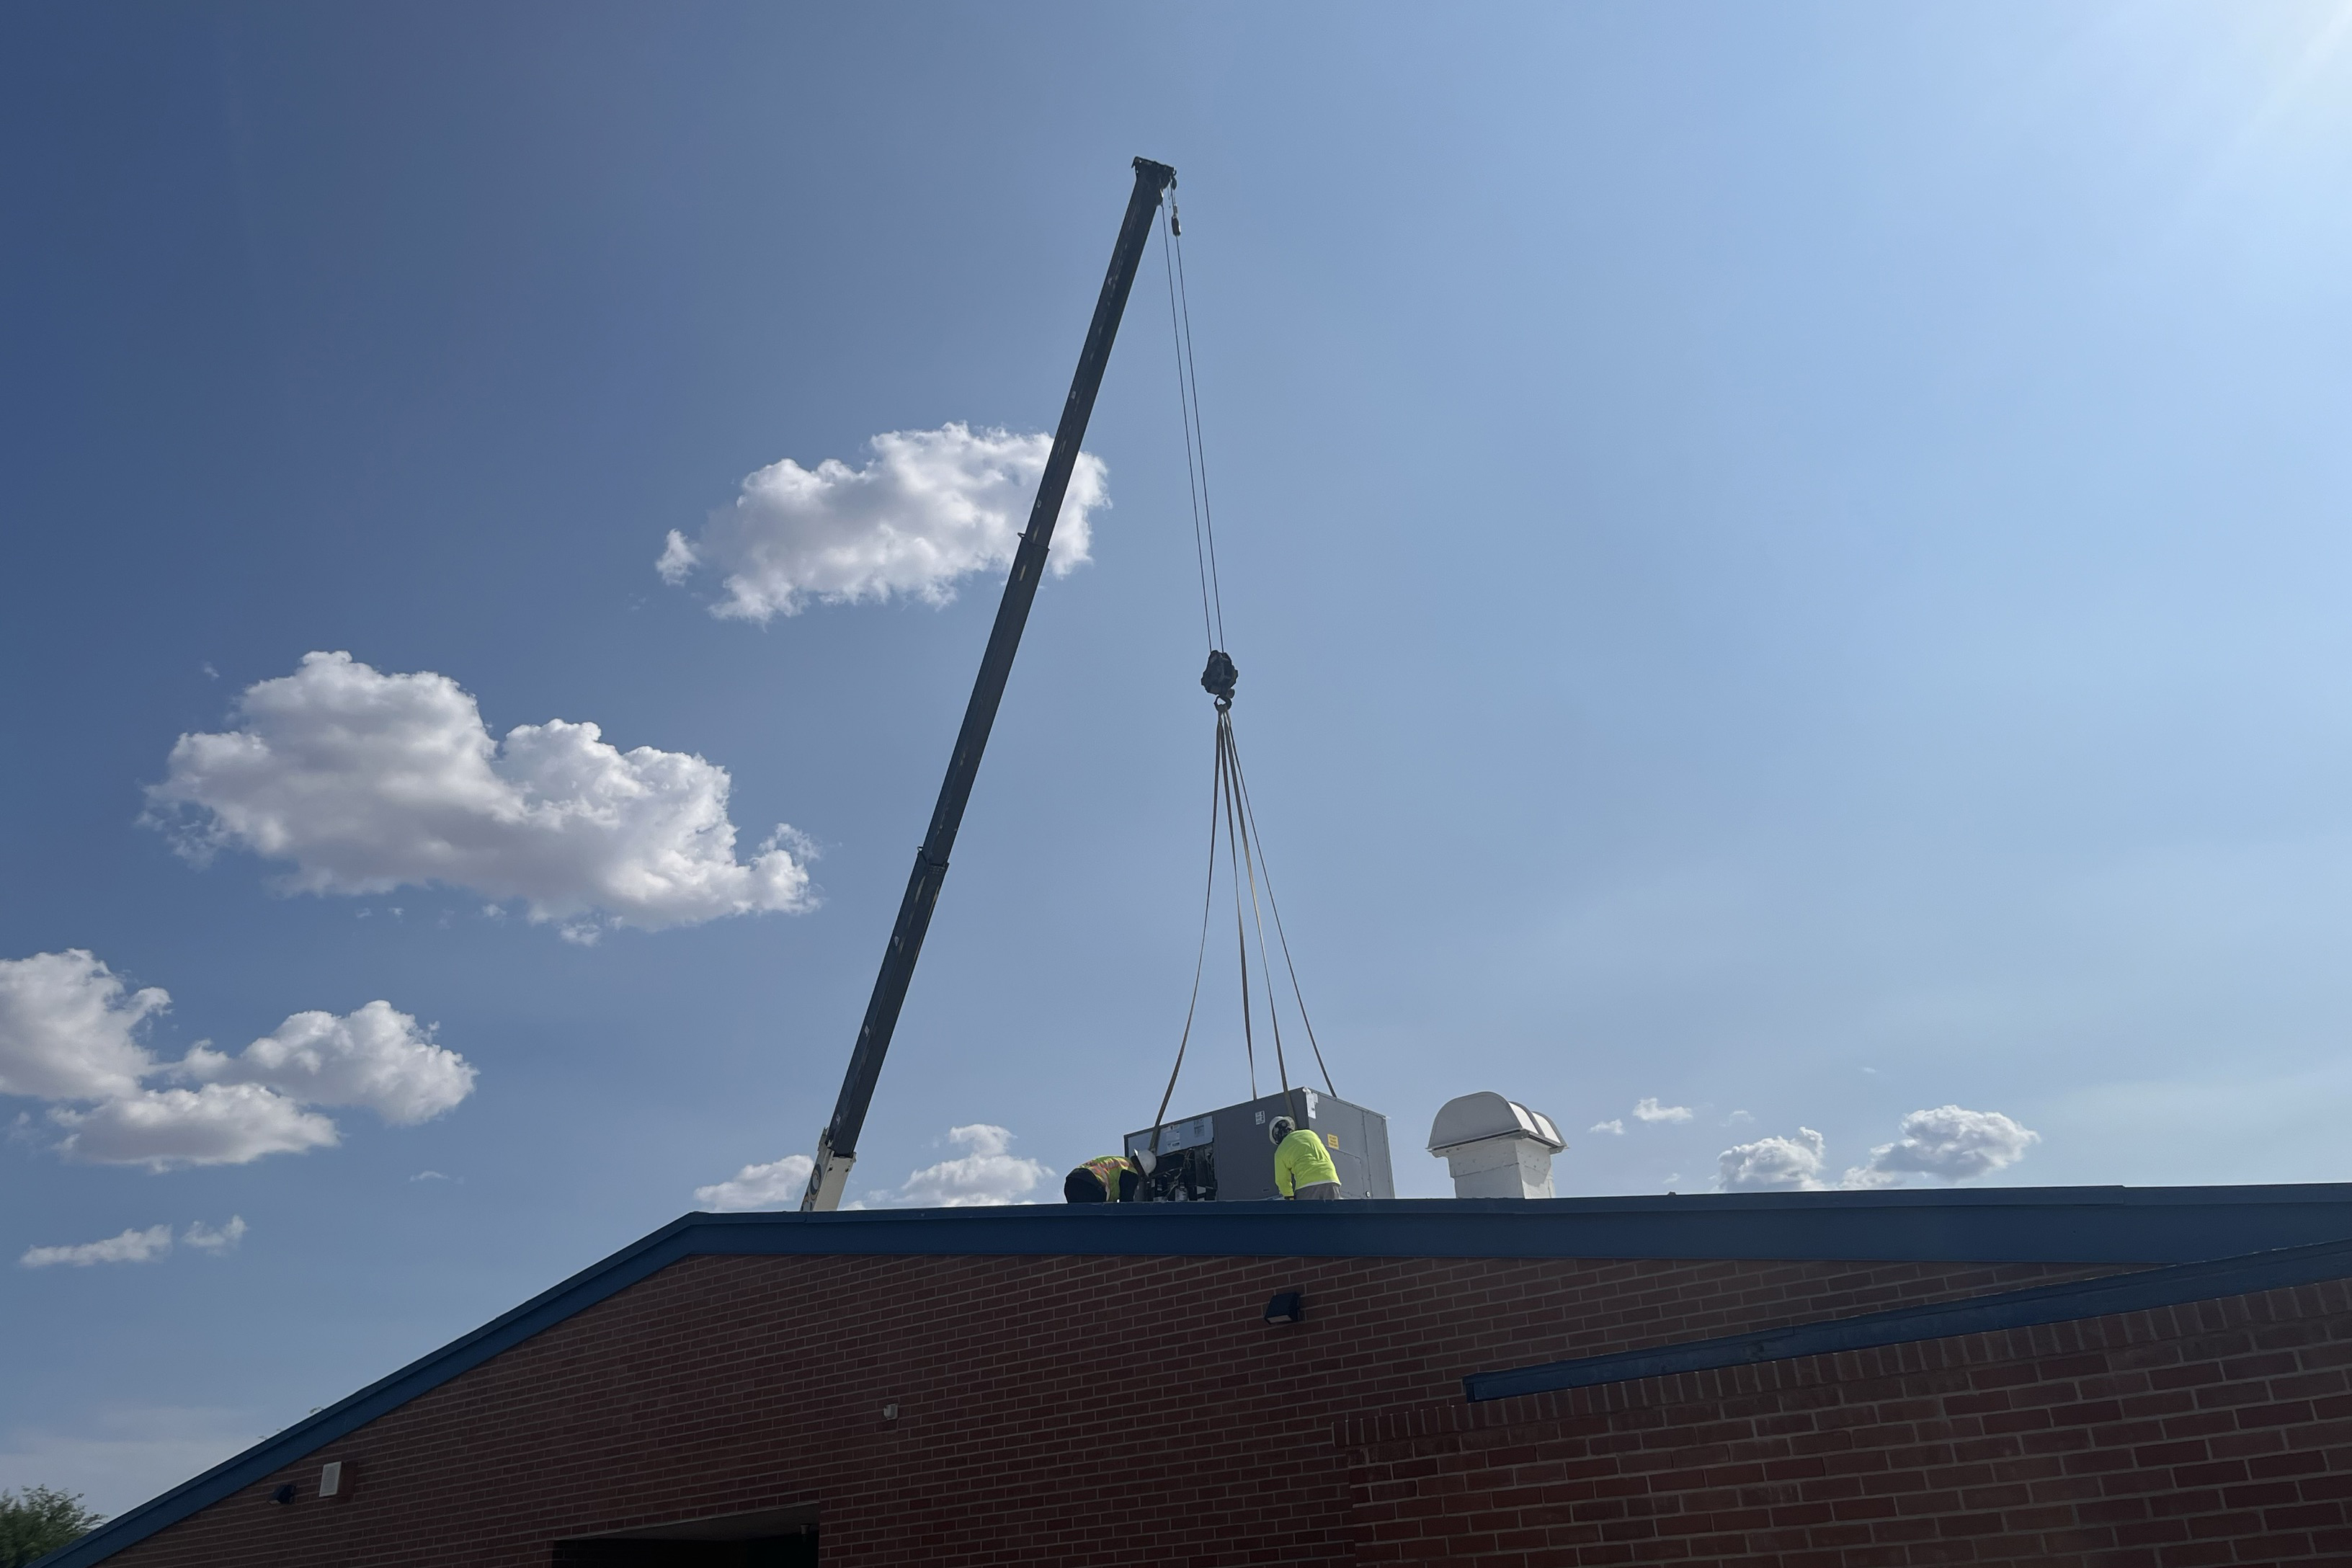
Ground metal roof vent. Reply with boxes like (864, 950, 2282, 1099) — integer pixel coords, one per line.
(1427, 1092, 1565, 1200)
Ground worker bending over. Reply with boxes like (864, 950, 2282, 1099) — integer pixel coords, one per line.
(1270, 1115, 1341, 1200)
(1063, 1149, 1155, 1203)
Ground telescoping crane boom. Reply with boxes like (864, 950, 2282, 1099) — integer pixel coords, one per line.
(798, 156, 1178, 1212)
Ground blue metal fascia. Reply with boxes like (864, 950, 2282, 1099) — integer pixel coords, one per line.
(669, 1184, 2352, 1265)
(41, 1184, 2352, 1567)
(1464, 1234, 2352, 1403)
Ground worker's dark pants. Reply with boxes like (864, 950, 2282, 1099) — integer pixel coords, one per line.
(1293, 1182, 1340, 1200)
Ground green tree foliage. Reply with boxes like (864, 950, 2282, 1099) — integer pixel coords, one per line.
(0, 1487, 103, 1567)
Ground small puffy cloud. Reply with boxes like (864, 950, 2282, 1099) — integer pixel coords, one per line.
(182, 1216, 246, 1254)
(1633, 1097, 1693, 1124)
(695, 1154, 813, 1212)
(1589, 1119, 1625, 1136)
(691, 1125, 1051, 1212)
(1844, 1105, 2041, 1189)
(0, 950, 467, 1170)
(19, 1218, 244, 1268)
(53, 1084, 339, 1170)
(0, 951, 169, 1102)
(889, 1124, 1049, 1208)
(179, 1001, 472, 1124)
(20, 1224, 174, 1268)
(147, 652, 814, 938)
(1712, 1107, 2043, 1195)
(660, 424, 1109, 621)
(1716, 1127, 1828, 1190)
(1725, 1109, 1755, 1126)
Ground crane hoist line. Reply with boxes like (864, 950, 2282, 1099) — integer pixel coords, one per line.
(1141, 185, 1337, 1172)
(797, 157, 1177, 1213)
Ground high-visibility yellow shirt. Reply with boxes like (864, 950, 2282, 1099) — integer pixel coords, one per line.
(1274, 1128, 1340, 1196)
(1080, 1154, 1135, 1202)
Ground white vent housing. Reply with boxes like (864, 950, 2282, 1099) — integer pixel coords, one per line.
(1427, 1092, 1565, 1200)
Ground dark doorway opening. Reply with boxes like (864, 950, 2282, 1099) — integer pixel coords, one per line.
(553, 1539, 814, 1567)
(554, 1505, 818, 1567)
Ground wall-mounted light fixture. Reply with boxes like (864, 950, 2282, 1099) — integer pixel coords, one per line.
(1263, 1290, 1304, 1325)
(270, 1483, 297, 1506)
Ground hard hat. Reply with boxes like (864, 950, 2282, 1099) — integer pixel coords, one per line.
(1131, 1148, 1157, 1176)
(1268, 1115, 1296, 1145)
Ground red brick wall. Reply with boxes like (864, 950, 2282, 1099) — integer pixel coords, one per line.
(1343, 1279, 2352, 1566)
(102, 1252, 2149, 1568)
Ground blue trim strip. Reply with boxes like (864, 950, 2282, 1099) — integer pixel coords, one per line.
(42, 1184, 2352, 1567)
(1464, 1234, 2352, 1403)
(653, 1184, 2352, 1267)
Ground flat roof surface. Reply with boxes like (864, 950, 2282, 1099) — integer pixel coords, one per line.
(44, 1183, 2352, 1568)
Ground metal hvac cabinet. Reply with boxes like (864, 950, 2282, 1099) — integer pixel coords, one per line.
(1126, 1090, 1395, 1202)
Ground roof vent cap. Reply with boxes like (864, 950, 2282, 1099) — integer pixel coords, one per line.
(1428, 1092, 1563, 1155)
(1427, 1092, 1564, 1200)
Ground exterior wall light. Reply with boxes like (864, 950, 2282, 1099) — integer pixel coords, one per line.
(1264, 1290, 1304, 1325)
(270, 1484, 297, 1506)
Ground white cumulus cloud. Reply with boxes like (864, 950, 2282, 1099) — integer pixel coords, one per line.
(1711, 1107, 2044, 1194)
(888, 1123, 1049, 1208)
(694, 1154, 814, 1212)
(0, 951, 169, 1101)
(19, 1217, 246, 1268)
(1716, 1127, 1829, 1190)
(181, 1216, 246, 1254)
(1589, 1118, 1625, 1135)
(0, 950, 468, 1170)
(19, 1224, 174, 1268)
(147, 651, 814, 940)
(1633, 1097, 1694, 1123)
(659, 423, 1108, 620)
(1844, 1105, 2041, 1188)
(53, 1084, 339, 1170)
(178, 1000, 473, 1124)
(690, 1124, 1050, 1212)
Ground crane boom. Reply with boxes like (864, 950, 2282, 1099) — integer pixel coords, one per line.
(799, 156, 1177, 1212)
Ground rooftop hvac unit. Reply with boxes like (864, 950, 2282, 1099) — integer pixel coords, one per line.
(1125, 1090, 1395, 1202)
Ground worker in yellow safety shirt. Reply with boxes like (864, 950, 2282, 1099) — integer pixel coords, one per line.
(1270, 1114, 1342, 1200)
(1062, 1148, 1156, 1203)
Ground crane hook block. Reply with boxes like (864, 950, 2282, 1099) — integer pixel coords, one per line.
(1200, 649, 1239, 703)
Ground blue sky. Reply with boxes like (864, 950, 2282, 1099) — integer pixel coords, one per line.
(6, 0, 2352, 1516)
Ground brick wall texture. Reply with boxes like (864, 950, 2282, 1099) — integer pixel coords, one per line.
(93, 1250, 2352, 1567)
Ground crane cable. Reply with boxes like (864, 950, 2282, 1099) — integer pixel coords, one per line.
(1159, 198, 1224, 649)
(1146, 196, 1336, 1169)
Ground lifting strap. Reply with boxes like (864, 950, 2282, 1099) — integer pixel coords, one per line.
(1147, 658, 1338, 1159)
(1144, 200, 1337, 1167)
